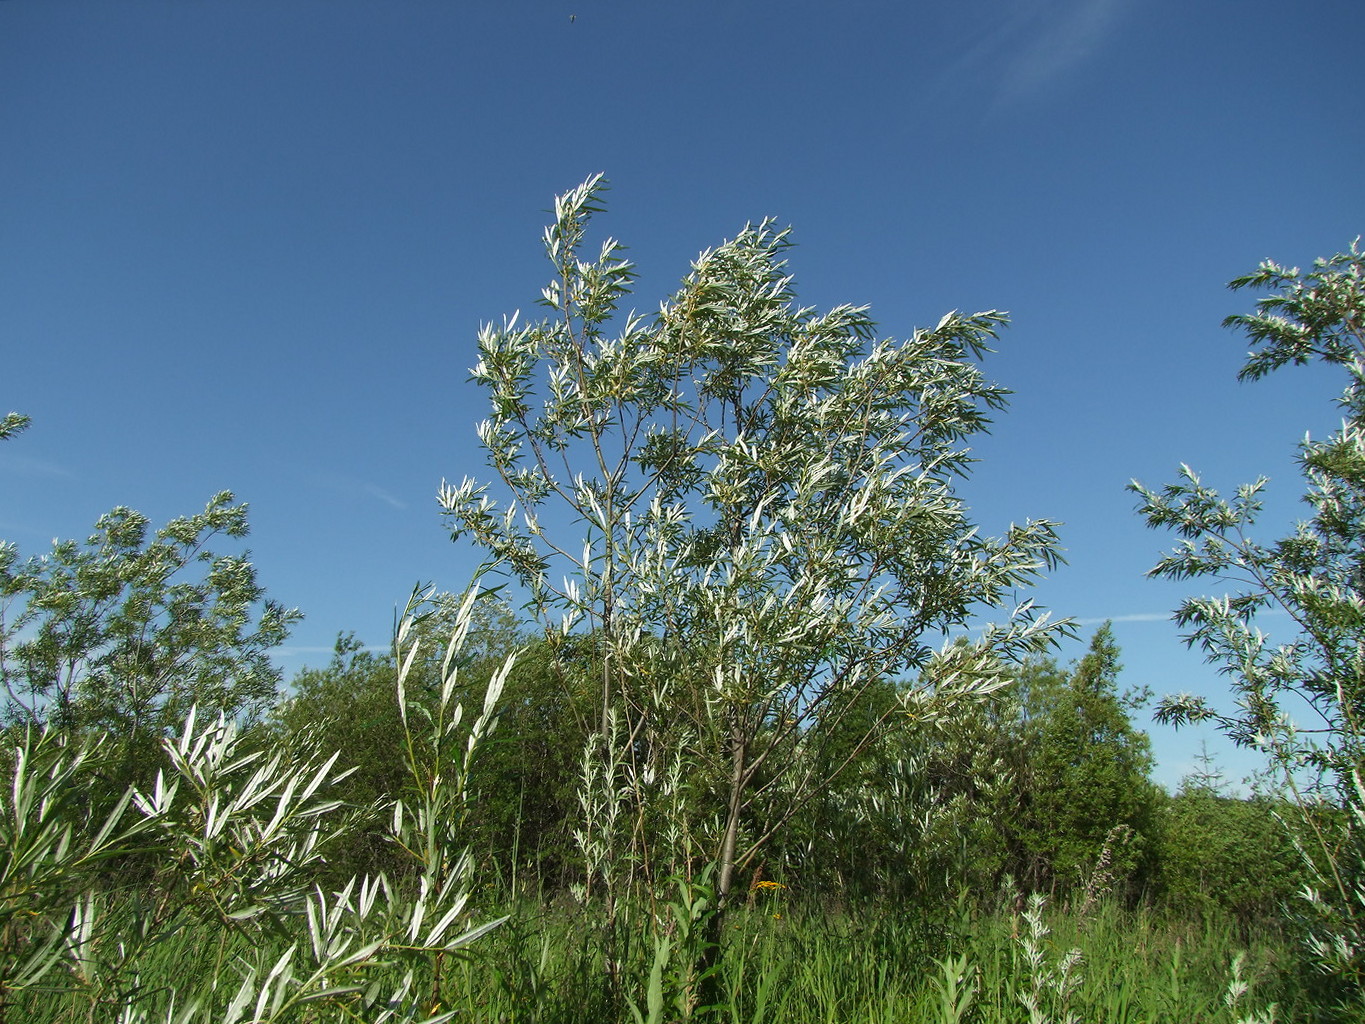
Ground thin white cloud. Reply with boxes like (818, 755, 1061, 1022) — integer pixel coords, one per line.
(996, 0, 1126, 107)
(363, 483, 408, 511)
(1073, 612, 1174, 625)
(277, 644, 389, 656)
(311, 472, 410, 511)
(0, 520, 53, 539)
(1074, 607, 1291, 627)
(0, 452, 75, 480)
(929, 0, 1129, 112)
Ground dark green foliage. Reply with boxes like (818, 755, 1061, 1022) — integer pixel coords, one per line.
(267, 635, 410, 882)
(1155, 784, 1305, 931)
(765, 626, 1162, 911)
(781, 678, 1022, 906)
(271, 600, 588, 889)
(1009, 624, 1159, 898)
(468, 640, 591, 885)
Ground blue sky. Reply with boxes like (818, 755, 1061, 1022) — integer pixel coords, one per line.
(2, 0, 1361, 790)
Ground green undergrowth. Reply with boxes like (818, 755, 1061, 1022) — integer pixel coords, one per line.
(7, 892, 1309, 1023)
(415, 894, 1303, 1024)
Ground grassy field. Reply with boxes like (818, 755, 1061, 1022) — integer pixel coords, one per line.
(438, 895, 1297, 1024)
(0, 601, 1330, 1023)
(8, 889, 1302, 1024)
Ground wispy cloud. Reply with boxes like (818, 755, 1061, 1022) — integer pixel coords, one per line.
(363, 483, 408, 511)
(1073, 612, 1173, 626)
(930, 0, 1129, 112)
(997, 0, 1126, 106)
(0, 452, 75, 480)
(1073, 607, 1291, 627)
(277, 643, 388, 657)
(0, 520, 55, 540)
(965, 605, 1290, 637)
(311, 472, 410, 511)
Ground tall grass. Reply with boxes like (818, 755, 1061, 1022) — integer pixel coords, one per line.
(378, 889, 1297, 1024)
(2, 745, 1306, 1023)
(0, 586, 511, 1024)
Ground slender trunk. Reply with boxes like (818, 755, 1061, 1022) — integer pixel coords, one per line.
(696, 721, 747, 1017)
(716, 721, 747, 906)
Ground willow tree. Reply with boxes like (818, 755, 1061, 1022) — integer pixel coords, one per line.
(441, 175, 1064, 908)
(1134, 240, 1365, 990)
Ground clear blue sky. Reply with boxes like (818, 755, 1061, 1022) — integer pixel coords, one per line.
(2, 0, 1361, 790)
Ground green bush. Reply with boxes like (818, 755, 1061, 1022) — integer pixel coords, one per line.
(1156, 787, 1305, 931)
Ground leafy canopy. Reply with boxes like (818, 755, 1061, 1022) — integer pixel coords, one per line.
(1, 491, 299, 738)
(441, 175, 1067, 903)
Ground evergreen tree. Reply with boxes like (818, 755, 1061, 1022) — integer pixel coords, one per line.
(1010, 625, 1157, 899)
